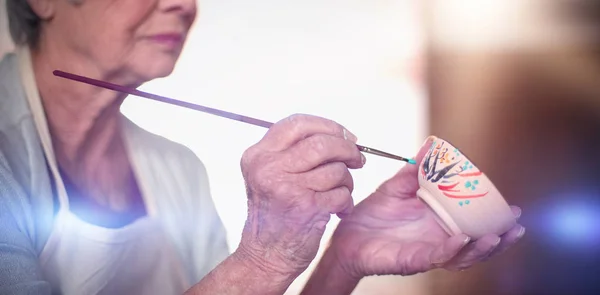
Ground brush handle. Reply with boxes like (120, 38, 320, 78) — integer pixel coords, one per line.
(52, 70, 413, 164)
(53, 70, 274, 128)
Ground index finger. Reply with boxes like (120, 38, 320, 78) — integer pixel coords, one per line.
(256, 114, 358, 152)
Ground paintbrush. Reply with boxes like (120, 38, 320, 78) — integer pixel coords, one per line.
(52, 70, 416, 164)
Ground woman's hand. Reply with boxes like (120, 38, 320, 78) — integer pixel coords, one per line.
(234, 114, 366, 287)
(301, 137, 526, 295)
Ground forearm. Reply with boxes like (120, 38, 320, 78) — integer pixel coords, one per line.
(185, 249, 297, 295)
(300, 249, 361, 295)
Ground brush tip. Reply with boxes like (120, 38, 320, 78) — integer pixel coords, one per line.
(408, 159, 417, 165)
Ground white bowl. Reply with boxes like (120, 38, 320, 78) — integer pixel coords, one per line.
(417, 136, 516, 239)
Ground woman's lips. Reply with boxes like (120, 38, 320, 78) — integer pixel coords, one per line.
(147, 33, 184, 49)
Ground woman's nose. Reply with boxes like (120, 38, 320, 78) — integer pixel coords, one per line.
(158, 0, 196, 18)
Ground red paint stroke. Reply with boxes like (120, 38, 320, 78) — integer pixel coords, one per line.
(438, 182, 459, 191)
(459, 172, 483, 177)
(443, 191, 489, 199)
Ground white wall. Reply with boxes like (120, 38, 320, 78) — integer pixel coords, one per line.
(1, 0, 429, 293)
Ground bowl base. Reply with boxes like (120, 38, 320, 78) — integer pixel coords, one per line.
(417, 188, 462, 237)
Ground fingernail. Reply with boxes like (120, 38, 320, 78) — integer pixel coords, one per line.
(516, 226, 526, 239)
(514, 207, 523, 219)
(361, 154, 367, 165)
(422, 135, 437, 147)
(493, 237, 502, 247)
(462, 236, 471, 246)
(343, 129, 358, 143)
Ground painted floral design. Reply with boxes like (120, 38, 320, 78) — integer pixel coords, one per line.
(420, 139, 489, 206)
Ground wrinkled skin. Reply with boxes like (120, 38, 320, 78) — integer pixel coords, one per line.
(237, 114, 366, 277)
(327, 137, 525, 278)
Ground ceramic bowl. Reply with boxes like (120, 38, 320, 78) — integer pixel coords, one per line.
(417, 136, 516, 239)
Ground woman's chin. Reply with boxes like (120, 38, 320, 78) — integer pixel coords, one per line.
(150, 66, 175, 79)
(134, 62, 177, 82)
(124, 50, 181, 82)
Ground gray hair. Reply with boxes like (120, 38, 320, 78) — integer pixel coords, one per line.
(6, 0, 41, 47)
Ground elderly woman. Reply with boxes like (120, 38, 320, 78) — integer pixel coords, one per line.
(0, 0, 526, 293)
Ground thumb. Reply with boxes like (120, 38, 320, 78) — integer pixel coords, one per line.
(376, 136, 435, 198)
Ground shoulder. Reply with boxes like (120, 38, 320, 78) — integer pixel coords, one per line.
(0, 148, 36, 242)
(0, 52, 29, 120)
(0, 52, 45, 195)
(0, 52, 18, 79)
(0, 52, 22, 101)
(0, 51, 39, 135)
(0, 150, 51, 293)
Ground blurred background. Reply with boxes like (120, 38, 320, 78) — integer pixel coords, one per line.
(2, 0, 600, 294)
(424, 1, 600, 295)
